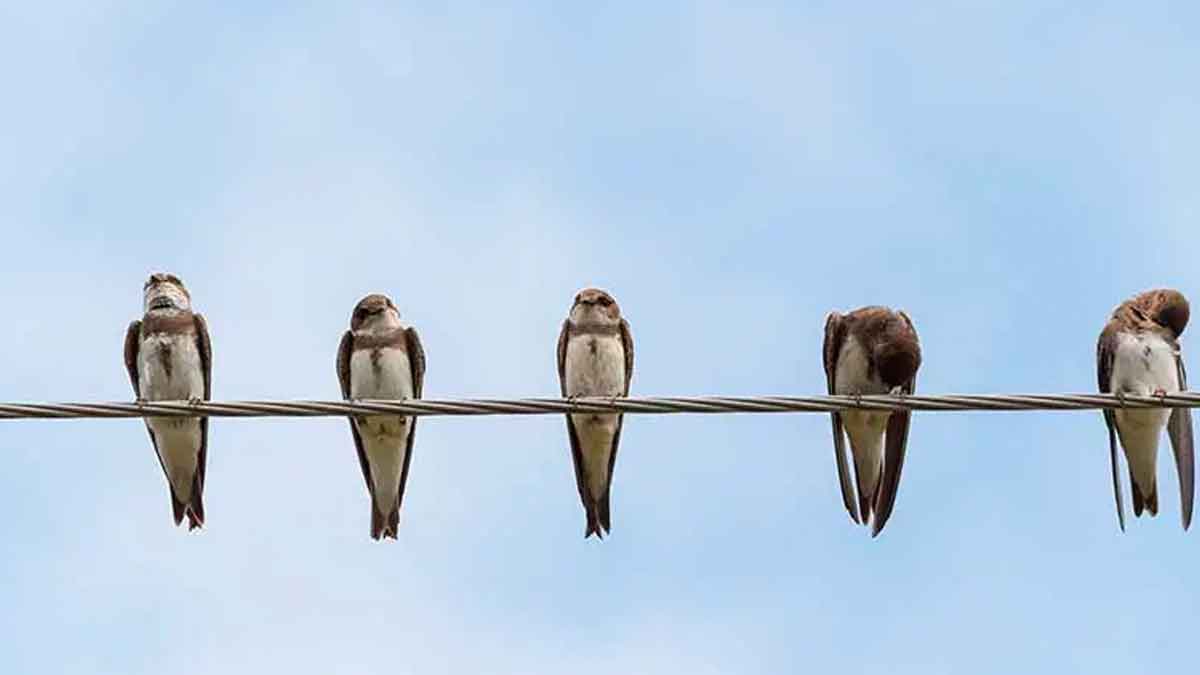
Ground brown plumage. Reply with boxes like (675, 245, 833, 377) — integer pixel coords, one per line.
(822, 306, 921, 537)
(337, 294, 426, 540)
(557, 288, 634, 538)
(1096, 288, 1193, 531)
(123, 274, 211, 530)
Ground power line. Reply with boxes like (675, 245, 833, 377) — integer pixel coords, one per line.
(0, 392, 1198, 420)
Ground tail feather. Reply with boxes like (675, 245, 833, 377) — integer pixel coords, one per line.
(169, 484, 204, 530)
(370, 501, 400, 540)
(857, 490, 872, 528)
(584, 500, 605, 539)
(186, 490, 204, 530)
(854, 468, 874, 528)
(170, 495, 186, 527)
(597, 491, 612, 536)
(1129, 472, 1159, 518)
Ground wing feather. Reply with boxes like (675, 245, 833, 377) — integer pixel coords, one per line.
(336, 331, 372, 493)
(872, 378, 913, 537)
(192, 313, 212, 510)
(124, 321, 142, 397)
(619, 319, 634, 396)
(823, 312, 859, 524)
(396, 327, 427, 515)
(1169, 351, 1194, 530)
(556, 320, 570, 397)
(336, 331, 353, 400)
(1097, 323, 1126, 531)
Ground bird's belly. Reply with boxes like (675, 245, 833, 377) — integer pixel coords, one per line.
(355, 415, 411, 440)
(146, 418, 201, 499)
(360, 428, 408, 511)
(1110, 333, 1176, 474)
(350, 348, 414, 400)
(139, 335, 204, 401)
(570, 413, 619, 499)
(564, 336, 625, 397)
(1111, 333, 1180, 397)
(834, 337, 888, 395)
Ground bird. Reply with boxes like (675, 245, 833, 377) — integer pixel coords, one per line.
(337, 294, 426, 540)
(1096, 288, 1194, 531)
(822, 306, 921, 536)
(123, 272, 212, 530)
(556, 288, 634, 539)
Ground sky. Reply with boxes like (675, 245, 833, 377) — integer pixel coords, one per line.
(2, 1, 1199, 673)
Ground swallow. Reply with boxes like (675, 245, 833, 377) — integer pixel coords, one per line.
(1097, 289, 1194, 531)
(822, 306, 921, 536)
(337, 294, 426, 540)
(123, 273, 212, 530)
(556, 288, 634, 538)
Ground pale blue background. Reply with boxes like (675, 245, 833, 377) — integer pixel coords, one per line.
(2, 2, 1198, 673)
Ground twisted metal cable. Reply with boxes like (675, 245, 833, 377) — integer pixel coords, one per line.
(1, 392, 1199, 420)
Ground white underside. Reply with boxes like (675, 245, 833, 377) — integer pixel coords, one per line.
(1110, 332, 1180, 495)
(834, 335, 893, 501)
(139, 333, 204, 501)
(350, 347, 415, 514)
(564, 333, 626, 500)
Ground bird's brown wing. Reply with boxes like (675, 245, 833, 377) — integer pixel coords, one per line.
(124, 320, 142, 397)
(823, 312, 859, 524)
(871, 310, 921, 537)
(619, 318, 634, 396)
(191, 313, 213, 513)
(337, 331, 354, 400)
(405, 327, 426, 399)
(193, 313, 212, 400)
(396, 326, 427, 514)
(1097, 322, 1126, 532)
(1168, 347, 1194, 530)
(337, 331, 371, 489)
(556, 320, 570, 397)
(874, 377, 914, 538)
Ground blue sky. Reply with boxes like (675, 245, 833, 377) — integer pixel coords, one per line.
(2, 2, 1199, 672)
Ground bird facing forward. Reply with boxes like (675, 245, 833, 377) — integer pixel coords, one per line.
(557, 288, 634, 539)
(123, 273, 212, 530)
(337, 294, 426, 540)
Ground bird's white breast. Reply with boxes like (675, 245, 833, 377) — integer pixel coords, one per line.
(350, 347, 414, 401)
(139, 333, 204, 401)
(138, 332, 204, 502)
(349, 346, 413, 511)
(1111, 331, 1178, 449)
(834, 335, 888, 396)
(1110, 331, 1180, 397)
(564, 333, 625, 397)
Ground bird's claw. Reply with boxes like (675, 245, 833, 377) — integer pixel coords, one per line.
(187, 397, 203, 407)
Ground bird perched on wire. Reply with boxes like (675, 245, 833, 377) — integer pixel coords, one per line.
(123, 273, 212, 530)
(822, 306, 921, 537)
(557, 288, 634, 539)
(1097, 288, 1194, 531)
(337, 294, 426, 540)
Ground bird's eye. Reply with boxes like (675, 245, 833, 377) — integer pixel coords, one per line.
(599, 297, 612, 306)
